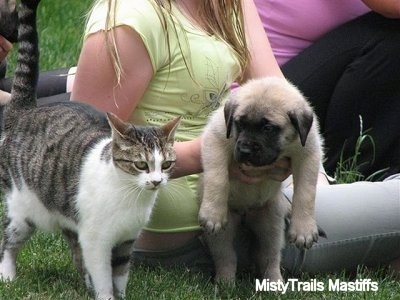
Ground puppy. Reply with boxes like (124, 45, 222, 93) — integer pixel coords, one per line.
(198, 77, 323, 283)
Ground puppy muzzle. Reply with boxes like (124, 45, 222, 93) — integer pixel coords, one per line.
(234, 140, 279, 166)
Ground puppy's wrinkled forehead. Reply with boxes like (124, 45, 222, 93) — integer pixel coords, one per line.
(234, 77, 305, 125)
(234, 97, 289, 127)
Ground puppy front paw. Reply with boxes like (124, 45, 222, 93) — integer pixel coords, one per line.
(287, 216, 319, 249)
(198, 206, 228, 234)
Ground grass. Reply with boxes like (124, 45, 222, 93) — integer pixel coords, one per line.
(334, 116, 389, 184)
(6, 0, 91, 74)
(1, 229, 399, 300)
(1, 0, 399, 299)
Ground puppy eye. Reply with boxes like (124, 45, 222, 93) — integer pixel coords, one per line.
(263, 124, 274, 132)
(134, 161, 148, 170)
(235, 121, 243, 131)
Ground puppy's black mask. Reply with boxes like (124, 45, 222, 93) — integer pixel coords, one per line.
(234, 115, 282, 166)
(224, 97, 313, 167)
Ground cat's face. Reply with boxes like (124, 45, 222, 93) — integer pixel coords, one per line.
(107, 113, 180, 191)
(133, 147, 175, 190)
(113, 137, 176, 190)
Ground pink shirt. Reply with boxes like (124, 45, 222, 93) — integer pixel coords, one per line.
(255, 0, 371, 65)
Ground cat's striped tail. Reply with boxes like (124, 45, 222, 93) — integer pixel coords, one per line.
(4, 0, 40, 128)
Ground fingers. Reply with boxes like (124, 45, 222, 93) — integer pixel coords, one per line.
(0, 35, 13, 62)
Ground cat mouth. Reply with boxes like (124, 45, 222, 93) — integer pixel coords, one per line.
(146, 183, 162, 191)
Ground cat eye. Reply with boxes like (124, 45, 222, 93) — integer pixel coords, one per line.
(134, 161, 148, 170)
(162, 161, 174, 170)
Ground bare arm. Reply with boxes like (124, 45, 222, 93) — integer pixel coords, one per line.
(362, 0, 400, 18)
(71, 26, 153, 121)
(71, 25, 203, 178)
(241, 0, 284, 81)
(0, 35, 12, 62)
(172, 138, 203, 178)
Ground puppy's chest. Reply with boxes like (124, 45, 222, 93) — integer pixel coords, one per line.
(228, 180, 281, 212)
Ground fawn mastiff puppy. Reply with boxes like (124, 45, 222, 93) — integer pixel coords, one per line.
(199, 77, 323, 283)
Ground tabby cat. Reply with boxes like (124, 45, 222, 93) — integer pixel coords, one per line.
(0, 1, 180, 299)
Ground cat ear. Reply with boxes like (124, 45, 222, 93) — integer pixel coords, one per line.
(161, 116, 181, 144)
(106, 112, 131, 138)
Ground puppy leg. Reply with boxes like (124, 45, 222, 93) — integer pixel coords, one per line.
(246, 196, 286, 282)
(287, 146, 320, 249)
(199, 123, 233, 234)
(198, 171, 229, 234)
(205, 211, 241, 284)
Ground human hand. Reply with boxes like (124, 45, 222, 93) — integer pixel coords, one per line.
(0, 35, 13, 62)
(229, 157, 291, 184)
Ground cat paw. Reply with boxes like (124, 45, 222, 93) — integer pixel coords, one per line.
(198, 206, 228, 234)
(287, 216, 319, 249)
(96, 294, 115, 300)
(84, 273, 94, 291)
(0, 260, 16, 282)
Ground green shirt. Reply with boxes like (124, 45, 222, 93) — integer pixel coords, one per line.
(86, 0, 241, 232)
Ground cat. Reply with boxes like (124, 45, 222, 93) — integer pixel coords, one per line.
(0, 1, 180, 299)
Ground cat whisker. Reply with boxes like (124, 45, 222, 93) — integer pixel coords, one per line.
(161, 180, 187, 200)
(119, 184, 143, 203)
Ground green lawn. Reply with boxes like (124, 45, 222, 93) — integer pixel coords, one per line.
(0, 229, 399, 300)
(6, 0, 91, 73)
(1, 0, 399, 299)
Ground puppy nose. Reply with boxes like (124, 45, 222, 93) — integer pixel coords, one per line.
(239, 144, 252, 154)
(239, 141, 260, 153)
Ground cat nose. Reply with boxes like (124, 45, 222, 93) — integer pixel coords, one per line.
(151, 180, 161, 187)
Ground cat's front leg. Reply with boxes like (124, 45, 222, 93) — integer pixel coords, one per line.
(112, 239, 135, 298)
(79, 237, 114, 300)
(0, 249, 17, 281)
(63, 229, 85, 275)
(0, 216, 35, 281)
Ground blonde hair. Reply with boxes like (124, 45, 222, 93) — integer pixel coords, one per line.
(91, 0, 250, 84)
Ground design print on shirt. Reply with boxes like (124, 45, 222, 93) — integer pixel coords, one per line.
(196, 57, 228, 117)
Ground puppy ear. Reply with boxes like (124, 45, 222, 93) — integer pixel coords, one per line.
(288, 110, 314, 146)
(224, 95, 238, 139)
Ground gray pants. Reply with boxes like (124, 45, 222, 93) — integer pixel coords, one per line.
(282, 177, 400, 275)
(132, 177, 400, 275)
